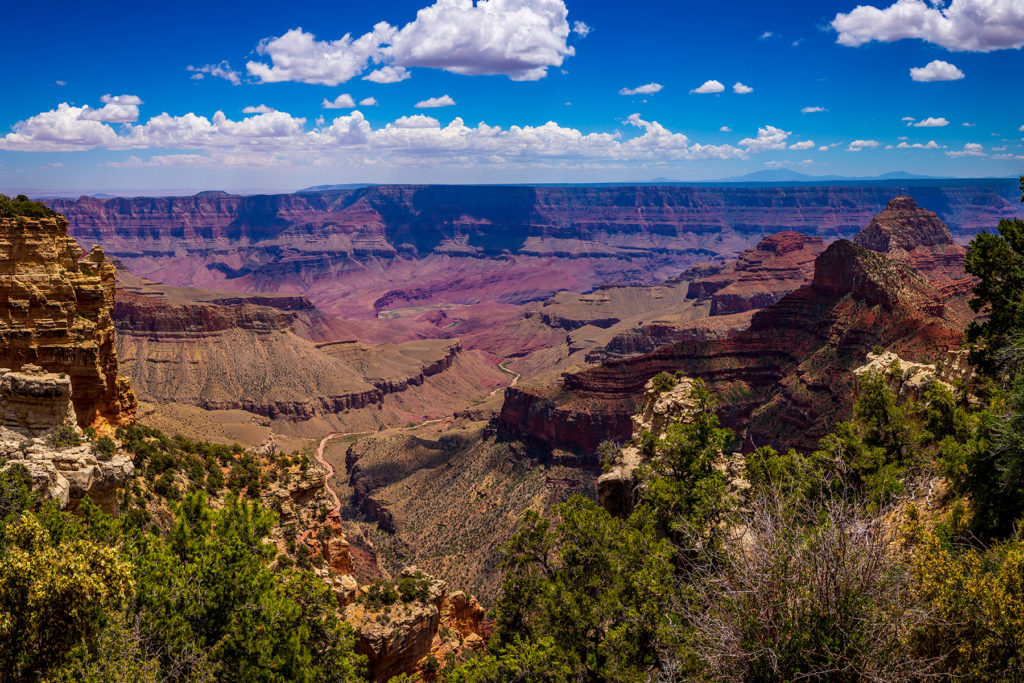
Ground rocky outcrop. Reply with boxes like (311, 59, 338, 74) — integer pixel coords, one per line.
(854, 349, 977, 404)
(0, 366, 133, 514)
(0, 215, 135, 428)
(686, 231, 825, 315)
(854, 196, 968, 281)
(598, 375, 700, 516)
(0, 365, 77, 436)
(344, 567, 486, 682)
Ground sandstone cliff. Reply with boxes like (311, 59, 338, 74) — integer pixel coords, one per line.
(0, 214, 135, 428)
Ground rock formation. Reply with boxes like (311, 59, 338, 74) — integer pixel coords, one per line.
(853, 195, 968, 281)
(0, 214, 135, 428)
(684, 231, 825, 315)
(45, 182, 1017, 319)
(598, 375, 700, 516)
(0, 364, 133, 513)
(854, 349, 976, 404)
(344, 567, 485, 682)
(500, 196, 976, 454)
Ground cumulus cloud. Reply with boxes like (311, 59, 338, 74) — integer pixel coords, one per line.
(947, 142, 986, 157)
(322, 94, 357, 109)
(243, 104, 276, 114)
(363, 66, 410, 83)
(801, 106, 827, 113)
(732, 82, 754, 94)
(912, 116, 949, 127)
(414, 95, 456, 108)
(246, 0, 575, 85)
(789, 140, 815, 150)
(572, 20, 591, 37)
(619, 82, 663, 96)
(79, 94, 144, 123)
(187, 61, 242, 85)
(894, 139, 946, 149)
(359, 97, 379, 106)
(848, 139, 880, 151)
(832, 0, 1024, 52)
(3, 98, 788, 168)
(720, 126, 732, 132)
(739, 125, 791, 152)
(910, 59, 965, 81)
(691, 79, 725, 94)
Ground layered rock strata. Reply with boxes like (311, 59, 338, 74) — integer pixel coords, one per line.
(0, 215, 135, 428)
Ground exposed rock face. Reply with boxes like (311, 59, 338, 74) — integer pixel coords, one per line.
(501, 197, 975, 454)
(45, 182, 1017, 317)
(854, 195, 967, 281)
(0, 215, 135, 428)
(345, 567, 486, 682)
(0, 365, 77, 436)
(686, 231, 825, 315)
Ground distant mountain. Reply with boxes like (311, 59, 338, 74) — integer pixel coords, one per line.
(717, 170, 942, 183)
(297, 183, 376, 192)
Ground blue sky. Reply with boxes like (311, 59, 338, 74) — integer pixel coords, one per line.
(1, 0, 1021, 194)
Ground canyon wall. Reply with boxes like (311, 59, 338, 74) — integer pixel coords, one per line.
(44, 182, 1019, 314)
(0, 214, 135, 428)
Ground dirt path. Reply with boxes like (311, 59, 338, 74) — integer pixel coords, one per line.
(315, 360, 522, 516)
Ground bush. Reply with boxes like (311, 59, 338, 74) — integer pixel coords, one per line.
(363, 579, 400, 610)
(92, 436, 117, 458)
(397, 571, 431, 602)
(48, 425, 82, 449)
(0, 193, 58, 218)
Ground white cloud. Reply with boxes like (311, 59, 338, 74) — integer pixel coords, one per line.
(363, 66, 411, 84)
(359, 97, 379, 106)
(789, 140, 815, 150)
(55, 80, 66, 87)
(691, 79, 725, 94)
(910, 59, 965, 81)
(1019, 124, 1024, 131)
(947, 142, 986, 157)
(802, 106, 827, 113)
(572, 20, 591, 37)
(247, 0, 574, 85)
(739, 125, 790, 152)
(895, 139, 946, 149)
(963, 122, 976, 126)
(912, 116, 949, 127)
(243, 104, 276, 114)
(832, 0, 1024, 52)
(847, 139, 880, 151)
(6, 100, 812, 167)
(901, 116, 916, 121)
(732, 82, 754, 94)
(818, 146, 829, 151)
(322, 94, 357, 109)
(187, 61, 241, 85)
(760, 31, 774, 39)
(619, 82, 663, 96)
(79, 94, 143, 123)
(720, 126, 732, 132)
(414, 95, 456, 108)
(0, 103, 121, 151)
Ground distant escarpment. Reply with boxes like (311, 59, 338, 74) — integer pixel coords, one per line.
(0, 214, 135, 428)
(45, 182, 1017, 315)
(499, 196, 975, 454)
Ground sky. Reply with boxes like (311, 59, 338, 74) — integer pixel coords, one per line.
(0, 0, 1022, 195)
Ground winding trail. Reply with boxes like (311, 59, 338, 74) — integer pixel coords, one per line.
(313, 359, 522, 517)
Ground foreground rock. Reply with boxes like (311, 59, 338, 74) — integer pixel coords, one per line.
(344, 567, 485, 682)
(0, 214, 135, 429)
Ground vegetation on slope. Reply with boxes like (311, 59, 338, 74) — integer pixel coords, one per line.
(0, 194, 58, 219)
(436, 178, 1024, 680)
